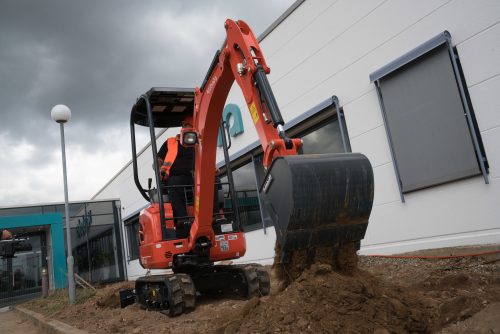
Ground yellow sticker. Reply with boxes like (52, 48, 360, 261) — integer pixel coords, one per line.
(249, 102, 259, 124)
(195, 196, 199, 213)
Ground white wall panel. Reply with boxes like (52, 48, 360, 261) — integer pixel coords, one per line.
(364, 178, 500, 253)
(456, 22, 500, 86)
(440, 0, 500, 45)
(371, 163, 401, 206)
(349, 125, 391, 168)
(343, 89, 384, 139)
(266, 0, 500, 126)
(271, 0, 449, 109)
(481, 128, 500, 180)
(361, 228, 500, 255)
(468, 74, 500, 132)
(267, 0, 386, 82)
(262, 0, 335, 58)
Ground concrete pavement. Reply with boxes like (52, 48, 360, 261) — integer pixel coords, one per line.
(0, 307, 42, 334)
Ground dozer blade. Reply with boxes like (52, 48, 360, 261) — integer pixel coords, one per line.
(260, 153, 374, 254)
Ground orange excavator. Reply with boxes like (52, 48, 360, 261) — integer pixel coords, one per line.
(123, 19, 374, 315)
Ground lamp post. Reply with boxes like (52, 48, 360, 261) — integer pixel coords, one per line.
(51, 104, 76, 305)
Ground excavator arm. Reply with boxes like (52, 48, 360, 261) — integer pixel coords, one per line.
(188, 19, 302, 250)
(187, 19, 374, 262)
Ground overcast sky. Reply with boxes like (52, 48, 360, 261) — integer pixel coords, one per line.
(0, 0, 294, 207)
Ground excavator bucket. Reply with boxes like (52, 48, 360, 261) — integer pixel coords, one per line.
(260, 153, 374, 253)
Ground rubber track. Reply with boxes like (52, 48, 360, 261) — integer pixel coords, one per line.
(163, 275, 184, 317)
(250, 264, 271, 296)
(238, 264, 260, 298)
(176, 273, 196, 311)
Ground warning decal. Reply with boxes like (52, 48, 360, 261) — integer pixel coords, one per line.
(220, 240, 229, 252)
(249, 102, 259, 124)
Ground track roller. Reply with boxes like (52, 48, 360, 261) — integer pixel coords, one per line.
(135, 273, 196, 317)
(177, 273, 196, 312)
(133, 264, 270, 315)
(238, 264, 260, 298)
(176, 263, 270, 300)
(246, 264, 271, 296)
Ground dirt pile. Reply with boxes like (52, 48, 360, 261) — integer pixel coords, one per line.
(95, 281, 134, 308)
(216, 263, 431, 333)
(21, 252, 500, 334)
(274, 243, 360, 287)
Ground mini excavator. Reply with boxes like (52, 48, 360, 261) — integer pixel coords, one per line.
(123, 19, 374, 316)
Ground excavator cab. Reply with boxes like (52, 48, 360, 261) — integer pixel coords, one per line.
(130, 87, 195, 207)
(130, 87, 244, 266)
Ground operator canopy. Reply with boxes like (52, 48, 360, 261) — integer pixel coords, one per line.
(131, 87, 195, 128)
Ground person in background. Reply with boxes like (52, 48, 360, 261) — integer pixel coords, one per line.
(1, 229, 13, 240)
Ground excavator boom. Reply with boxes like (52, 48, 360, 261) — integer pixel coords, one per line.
(189, 19, 374, 260)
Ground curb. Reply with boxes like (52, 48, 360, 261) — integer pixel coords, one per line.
(15, 306, 88, 334)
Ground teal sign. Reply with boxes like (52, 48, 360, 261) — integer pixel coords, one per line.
(76, 209, 92, 239)
(218, 103, 244, 147)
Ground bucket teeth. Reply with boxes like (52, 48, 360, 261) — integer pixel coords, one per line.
(264, 153, 374, 285)
(274, 242, 360, 287)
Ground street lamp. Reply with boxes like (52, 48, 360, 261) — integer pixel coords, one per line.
(51, 104, 76, 305)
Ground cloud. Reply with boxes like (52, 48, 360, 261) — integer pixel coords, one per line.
(0, 0, 295, 206)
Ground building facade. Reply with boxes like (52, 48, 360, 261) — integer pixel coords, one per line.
(0, 200, 125, 305)
(92, 0, 500, 279)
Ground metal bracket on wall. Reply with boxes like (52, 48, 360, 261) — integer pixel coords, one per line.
(374, 81, 405, 203)
(445, 38, 489, 185)
(332, 96, 349, 153)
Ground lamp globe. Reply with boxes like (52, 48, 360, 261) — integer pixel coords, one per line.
(51, 104, 71, 123)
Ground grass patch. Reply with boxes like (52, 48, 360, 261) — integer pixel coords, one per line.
(22, 288, 96, 317)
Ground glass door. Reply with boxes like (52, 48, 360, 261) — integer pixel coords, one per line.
(0, 232, 46, 304)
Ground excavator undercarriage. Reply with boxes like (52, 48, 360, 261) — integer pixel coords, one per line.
(125, 264, 270, 315)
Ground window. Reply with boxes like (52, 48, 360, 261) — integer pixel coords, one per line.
(296, 117, 350, 154)
(220, 161, 262, 232)
(252, 106, 351, 183)
(125, 216, 140, 261)
(370, 31, 488, 198)
(220, 100, 351, 232)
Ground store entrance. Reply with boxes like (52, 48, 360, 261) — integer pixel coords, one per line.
(0, 231, 47, 306)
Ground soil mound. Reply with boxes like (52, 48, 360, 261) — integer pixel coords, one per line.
(21, 252, 500, 333)
(216, 264, 431, 333)
(96, 281, 134, 308)
(273, 243, 360, 287)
